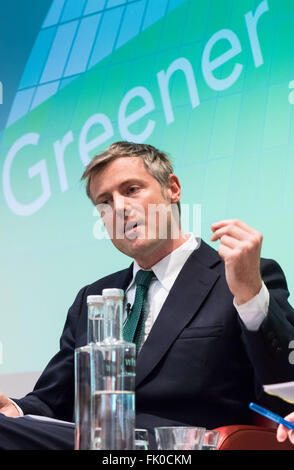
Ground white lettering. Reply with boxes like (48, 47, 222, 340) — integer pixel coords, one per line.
(93, 204, 112, 240)
(3, 133, 51, 216)
(2, 3, 270, 217)
(157, 57, 200, 124)
(245, 0, 269, 67)
(202, 29, 243, 91)
(79, 113, 114, 166)
(118, 86, 155, 142)
(54, 130, 74, 192)
(183, 455, 192, 464)
(102, 454, 136, 467)
(147, 203, 169, 240)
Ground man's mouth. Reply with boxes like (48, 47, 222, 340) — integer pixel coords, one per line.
(125, 222, 138, 233)
(124, 221, 142, 238)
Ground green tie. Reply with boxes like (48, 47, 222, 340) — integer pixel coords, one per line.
(123, 269, 154, 353)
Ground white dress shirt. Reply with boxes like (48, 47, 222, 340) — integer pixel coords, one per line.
(124, 233, 269, 351)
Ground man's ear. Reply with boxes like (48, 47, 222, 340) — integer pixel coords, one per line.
(166, 174, 181, 204)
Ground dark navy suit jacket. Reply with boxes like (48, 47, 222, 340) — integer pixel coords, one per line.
(14, 240, 294, 431)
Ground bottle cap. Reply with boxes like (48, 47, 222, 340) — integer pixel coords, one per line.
(87, 295, 104, 305)
(102, 288, 124, 299)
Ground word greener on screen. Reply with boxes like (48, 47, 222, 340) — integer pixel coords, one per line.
(2, 0, 269, 217)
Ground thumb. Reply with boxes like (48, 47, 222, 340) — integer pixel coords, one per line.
(277, 424, 287, 442)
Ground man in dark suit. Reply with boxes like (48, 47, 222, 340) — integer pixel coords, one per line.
(0, 141, 294, 449)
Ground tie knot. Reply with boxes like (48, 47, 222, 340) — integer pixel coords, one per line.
(135, 269, 154, 288)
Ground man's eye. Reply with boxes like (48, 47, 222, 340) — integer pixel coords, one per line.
(128, 186, 139, 194)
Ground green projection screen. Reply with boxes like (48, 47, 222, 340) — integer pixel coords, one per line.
(1, 0, 294, 395)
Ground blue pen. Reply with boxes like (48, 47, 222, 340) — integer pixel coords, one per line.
(249, 402, 294, 430)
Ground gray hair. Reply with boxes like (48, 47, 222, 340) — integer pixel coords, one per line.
(81, 141, 179, 210)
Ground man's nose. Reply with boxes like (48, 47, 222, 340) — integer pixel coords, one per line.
(113, 194, 128, 215)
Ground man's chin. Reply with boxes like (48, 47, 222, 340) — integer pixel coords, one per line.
(113, 236, 154, 258)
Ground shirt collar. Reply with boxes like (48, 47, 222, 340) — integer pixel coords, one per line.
(127, 234, 199, 293)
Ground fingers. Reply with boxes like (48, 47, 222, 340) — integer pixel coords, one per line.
(211, 219, 263, 251)
(278, 427, 294, 444)
(211, 219, 262, 240)
(211, 224, 246, 243)
(0, 394, 9, 407)
(211, 219, 257, 235)
(217, 242, 234, 261)
(277, 412, 294, 444)
(210, 219, 263, 303)
(0, 395, 20, 417)
(218, 235, 239, 249)
(277, 423, 288, 442)
(284, 412, 294, 444)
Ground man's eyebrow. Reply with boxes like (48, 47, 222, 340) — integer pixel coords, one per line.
(94, 179, 143, 204)
(119, 178, 143, 188)
(95, 191, 109, 202)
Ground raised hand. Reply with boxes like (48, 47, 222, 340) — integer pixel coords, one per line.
(211, 219, 263, 305)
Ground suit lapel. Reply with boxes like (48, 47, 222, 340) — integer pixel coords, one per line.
(135, 241, 221, 387)
(120, 264, 134, 291)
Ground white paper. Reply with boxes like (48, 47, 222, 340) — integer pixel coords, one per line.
(264, 381, 294, 404)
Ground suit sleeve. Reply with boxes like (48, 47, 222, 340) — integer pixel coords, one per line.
(12, 285, 87, 421)
(240, 258, 294, 384)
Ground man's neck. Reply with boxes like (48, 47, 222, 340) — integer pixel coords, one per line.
(134, 233, 189, 270)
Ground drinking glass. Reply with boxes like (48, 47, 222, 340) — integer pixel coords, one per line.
(135, 429, 149, 450)
(155, 426, 206, 450)
(202, 430, 219, 450)
(74, 345, 91, 450)
(93, 427, 149, 450)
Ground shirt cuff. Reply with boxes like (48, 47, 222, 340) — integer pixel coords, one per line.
(233, 281, 269, 331)
(9, 399, 24, 417)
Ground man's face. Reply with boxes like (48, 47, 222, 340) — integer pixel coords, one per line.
(89, 157, 181, 263)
